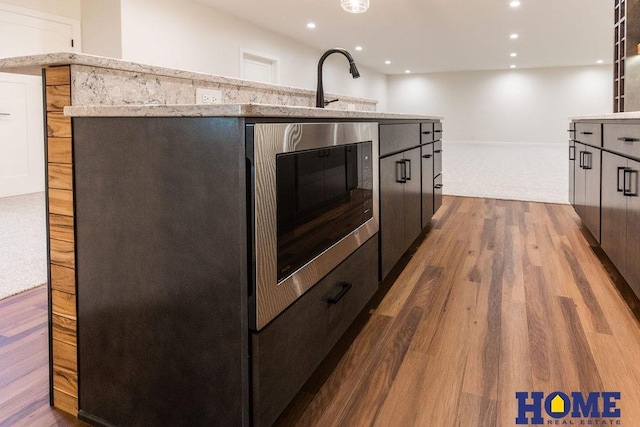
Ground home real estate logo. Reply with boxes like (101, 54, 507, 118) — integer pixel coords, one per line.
(515, 391, 621, 425)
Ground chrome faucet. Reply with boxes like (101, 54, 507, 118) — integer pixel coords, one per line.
(316, 48, 360, 108)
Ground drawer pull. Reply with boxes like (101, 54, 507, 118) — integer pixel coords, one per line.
(422, 131, 432, 135)
(396, 161, 407, 183)
(434, 130, 442, 133)
(327, 282, 352, 304)
(434, 183, 443, 189)
(617, 166, 626, 192)
(569, 145, 575, 160)
(617, 136, 639, 142)
(624, 169, 638, 197)
(581, 131, 594, 135)
(422, 154, 432, 159)
(567, 129, 575, 132)
(583, 151, 592, 170)
(405, 159, 412, 180)
(434, 149, 442, 153)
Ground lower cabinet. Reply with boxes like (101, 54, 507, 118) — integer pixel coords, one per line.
(569, 139, 576, 205)
(574, 142, 601, 242)
(251, 236, 379, 427)
(421, 143, 434, 227)
(601, 152, 640, 296)
(380, 147, 422, 279)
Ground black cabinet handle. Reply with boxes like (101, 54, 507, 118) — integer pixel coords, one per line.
(579, 151, 585, 168)
(567, 129, 575, 133)
(624, 169, 638, 197)
(617, 136, 640, 142)
(581, 131, 594, 135)
(569, 145, 575, 160)
(405, 159, 412, 180)
(422, 131, 432, 135)
(434, 183, 443, 189)
(584, 152, 592, 170)
(617, 166, 626, 192)
(327, 282, 352, 304)
(434, 149, 442, 153)
(422, 154, 432, 158)
(396, 160, 406, 183)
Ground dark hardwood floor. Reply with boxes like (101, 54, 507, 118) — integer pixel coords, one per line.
(0, 285, 85, 427)
(2, 196, 640, 426)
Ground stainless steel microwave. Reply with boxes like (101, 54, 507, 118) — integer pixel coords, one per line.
(247, 122, 379, 330)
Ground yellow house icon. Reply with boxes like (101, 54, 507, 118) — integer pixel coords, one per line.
(551, 395, 565, 413)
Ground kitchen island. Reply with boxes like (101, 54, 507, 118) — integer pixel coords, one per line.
(62, 103, 442, 426)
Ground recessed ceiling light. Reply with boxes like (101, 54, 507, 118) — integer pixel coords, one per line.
(510, 65, 517, 69)
(355, 46, 363, 51)
(385, 60, 391, 65)
(510, 33, 519, 39)
(306, 22, 316, 29)
(405, 70, 411, 74)
(510, 1, 521, 7)
(510, 52, 518, 57)
(597, 59, 604, 64)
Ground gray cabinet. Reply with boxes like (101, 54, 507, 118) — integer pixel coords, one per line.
(433, 138, 443, 214)
(569, 123, 576, 205)
(421, 143, 434, 226)
(380, 147, 421, 279)
(601, 151, 640, 296)
(574, 142, 601, 242)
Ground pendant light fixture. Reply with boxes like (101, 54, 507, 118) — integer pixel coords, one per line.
(341, 0, 369, 13)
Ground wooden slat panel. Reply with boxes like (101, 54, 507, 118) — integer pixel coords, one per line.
(52, 339, 77, 372)
(50, 238, 75, 269)
(47, 112, 71, 138)
(48, 163, 73, 190)
(51, 264, 75, 294)
(53, 364, 78, 396)
(52, 313, 76, 346)
(47, 137, 72, 164)
(45, 66, 71, 86)
(51, 290, 76, 319)
(48, 189, 73, 216)
(53, 389, 78, 416)
(50, 213, 74, 243)
(46, 85, 71, 112)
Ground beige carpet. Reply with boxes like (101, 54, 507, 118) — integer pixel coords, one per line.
(0, 192, 47, 300)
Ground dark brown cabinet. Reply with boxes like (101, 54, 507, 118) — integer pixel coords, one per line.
(380, 147, 422, 279)
(421, 143, 434, 226)
(601, 151, 640, 296)
(574, 143, 602, 242)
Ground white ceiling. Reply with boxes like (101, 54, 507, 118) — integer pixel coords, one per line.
(194, 0, 612, 75)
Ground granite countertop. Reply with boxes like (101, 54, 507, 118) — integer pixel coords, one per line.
(0, 52, 376, 105)
(570, 112, 640, 120)
(64, 103, 443, 120)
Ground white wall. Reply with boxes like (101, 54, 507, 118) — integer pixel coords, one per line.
(0, 0, 80, 20)
(81, 0, 122, 58)
(388, 66, 612, 143)
(119, 0, 387, 108)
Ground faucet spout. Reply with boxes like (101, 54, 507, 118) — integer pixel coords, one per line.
(316, 48, 360, 108)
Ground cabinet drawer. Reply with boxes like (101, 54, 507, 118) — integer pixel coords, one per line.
(420, 122, 435, 143)
(434, 122, 443, 140)
(251, 235, 378, 427)
(434, 140, 443, 175)
(379, 123, 420, 156)
(604, 123, 640, 159)
(434, 174, 443, 213)
(574, 122, 601, 147)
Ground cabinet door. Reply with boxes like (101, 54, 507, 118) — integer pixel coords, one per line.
(574, 143, 587, 221)
(569, 140, 576, 205)
(434, 173, 443, 214)
(421, 144, 434, 227)
(433, 140, 443, 176)
(380, 153, 407, 279)
(403, 147, 422, 246)
(625, 158, 640, 297)
(584, 146, 601, 242)
(601, 151, 627, 276)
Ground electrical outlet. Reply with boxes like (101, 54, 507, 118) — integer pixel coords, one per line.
(196, 88, 222, 104)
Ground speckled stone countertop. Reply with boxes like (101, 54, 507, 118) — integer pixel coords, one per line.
(570, 112, 640, 120)
(0, 52, 377, 106)
(64, 103, 443, 120)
